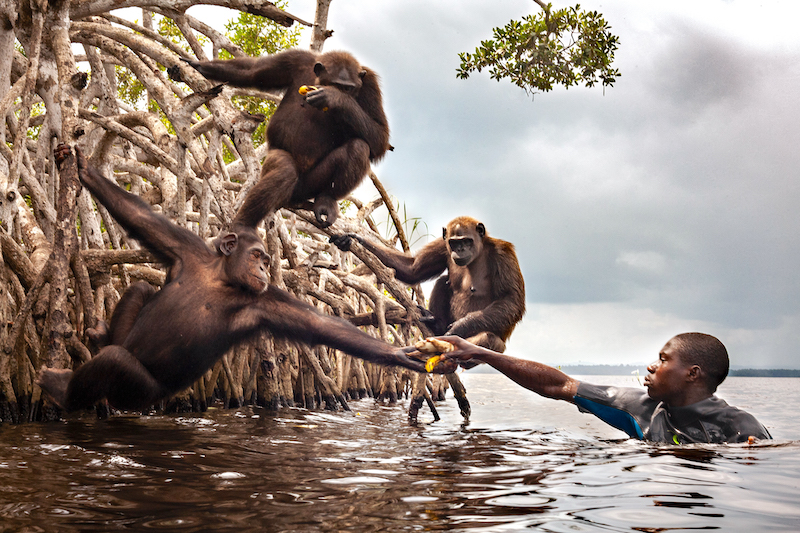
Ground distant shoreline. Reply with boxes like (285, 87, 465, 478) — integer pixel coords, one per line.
(466, 364, 800, 377)
(558, 365, 800, 378)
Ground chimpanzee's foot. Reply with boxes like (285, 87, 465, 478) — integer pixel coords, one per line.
(36, 367, 73, 409)
(86, 320, 110, 348)
(312, 195, 339, 227)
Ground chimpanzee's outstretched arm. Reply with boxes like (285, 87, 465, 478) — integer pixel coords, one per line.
(184, 49, 314, 91)
(332, 235, 448, 284)
(255, 286, 432, 373)
(62, 146, 209, 264)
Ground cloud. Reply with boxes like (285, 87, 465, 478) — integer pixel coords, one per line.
(616, 251, 668, 273)
(508, 302, 800, 369)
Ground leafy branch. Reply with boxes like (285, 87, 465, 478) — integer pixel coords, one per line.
(457, 1, 621, 94)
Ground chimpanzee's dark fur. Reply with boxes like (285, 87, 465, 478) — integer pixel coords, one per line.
(180, 49, 390, 228)
(37, 146, 427, 414)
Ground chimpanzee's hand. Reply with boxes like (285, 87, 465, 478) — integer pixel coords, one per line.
(53, 144, 72, 166)
(168, 57, 201, 83)
(329, 233, 361, 252)
(445, 315, 475, 338)
(167, 58, 195, 83)
(73, 146, 91, 177)
(305, 87, 334, 111)
(166, 65, 182, 82)
(418, 306, 437, 326)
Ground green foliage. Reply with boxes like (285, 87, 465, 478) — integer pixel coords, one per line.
(24, 102, 45, 140)
(159, 16, 208, 51)
(457, 2, 620, 94)
(115, 64, 147, 109)
(222, 9, 301, 58)
(116, 17, 209, 110)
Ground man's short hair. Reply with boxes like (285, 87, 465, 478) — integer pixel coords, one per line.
(673, 333, 729, 392)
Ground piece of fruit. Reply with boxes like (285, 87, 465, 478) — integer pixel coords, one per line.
(414, 338, 455, 355)
(298, 85, 318, 95)
(425, 355, 442, 373)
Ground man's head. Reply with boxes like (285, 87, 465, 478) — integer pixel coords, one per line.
(644, 333, 729, 406)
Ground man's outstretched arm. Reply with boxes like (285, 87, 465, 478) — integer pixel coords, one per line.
(437, 335, 579, 402)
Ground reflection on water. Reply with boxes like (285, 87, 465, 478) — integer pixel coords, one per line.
(1, 375, 798, 532)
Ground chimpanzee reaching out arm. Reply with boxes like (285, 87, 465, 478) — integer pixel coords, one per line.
(73, 148, 209, 277)
(37, 145, 433, 414)
(332, 216, 526, 355)
(175, 49, 390, 228)
(331, 233, 449, 284)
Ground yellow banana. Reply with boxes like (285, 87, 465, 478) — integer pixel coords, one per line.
(414, 338, 454, 373)
(425, 355, 442, 373)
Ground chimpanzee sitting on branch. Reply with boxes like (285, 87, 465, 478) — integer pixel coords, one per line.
(37, 145, 434, 413)
(176, 49, 390, 229)
(332, 217, 525, 359)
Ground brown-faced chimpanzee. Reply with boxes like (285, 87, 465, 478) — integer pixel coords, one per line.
(36, 145, 430, 413)
(331, 216, 526, 358)
(177, 49, 390, 228)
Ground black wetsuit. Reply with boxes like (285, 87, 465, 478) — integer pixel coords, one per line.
(573, 383, 772, 444)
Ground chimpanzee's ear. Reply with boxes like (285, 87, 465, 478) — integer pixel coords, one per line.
(314, 62, 325, 77)
(217, 233, 238, 256)
(476, 223, 486, 238)
(442, 227, 447, 240)
(359, 70, 367, 79)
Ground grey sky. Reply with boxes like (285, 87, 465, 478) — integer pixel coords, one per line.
(190, 1, 800, 368)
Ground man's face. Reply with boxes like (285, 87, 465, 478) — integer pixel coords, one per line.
(645, 338, 692, 405)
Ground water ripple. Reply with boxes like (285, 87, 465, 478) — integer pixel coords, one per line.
(1, 376, 799, 532)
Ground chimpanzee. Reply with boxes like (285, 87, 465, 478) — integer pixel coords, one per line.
(37, 145, 429, 413)
(332, 217, 526, 356)
(176, 49, 390, 228)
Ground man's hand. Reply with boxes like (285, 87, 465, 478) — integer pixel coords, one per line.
(433, 335, 491, 364)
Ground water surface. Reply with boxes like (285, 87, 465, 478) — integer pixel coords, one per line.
(1, 374, 797, 532)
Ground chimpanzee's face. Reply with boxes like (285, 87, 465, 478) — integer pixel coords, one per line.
(444, 221, 484, 267)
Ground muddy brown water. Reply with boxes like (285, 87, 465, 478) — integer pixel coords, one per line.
(1, 374, 798, 532)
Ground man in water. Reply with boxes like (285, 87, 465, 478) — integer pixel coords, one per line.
(432, 332, 771, 444)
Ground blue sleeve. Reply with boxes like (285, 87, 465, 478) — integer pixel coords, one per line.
(574, 383, 653, 440)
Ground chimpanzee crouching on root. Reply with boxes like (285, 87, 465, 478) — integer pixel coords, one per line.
(176, 49, 390, 229)
(37, 146, 435, 414)
(332, 216, 526, 364)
